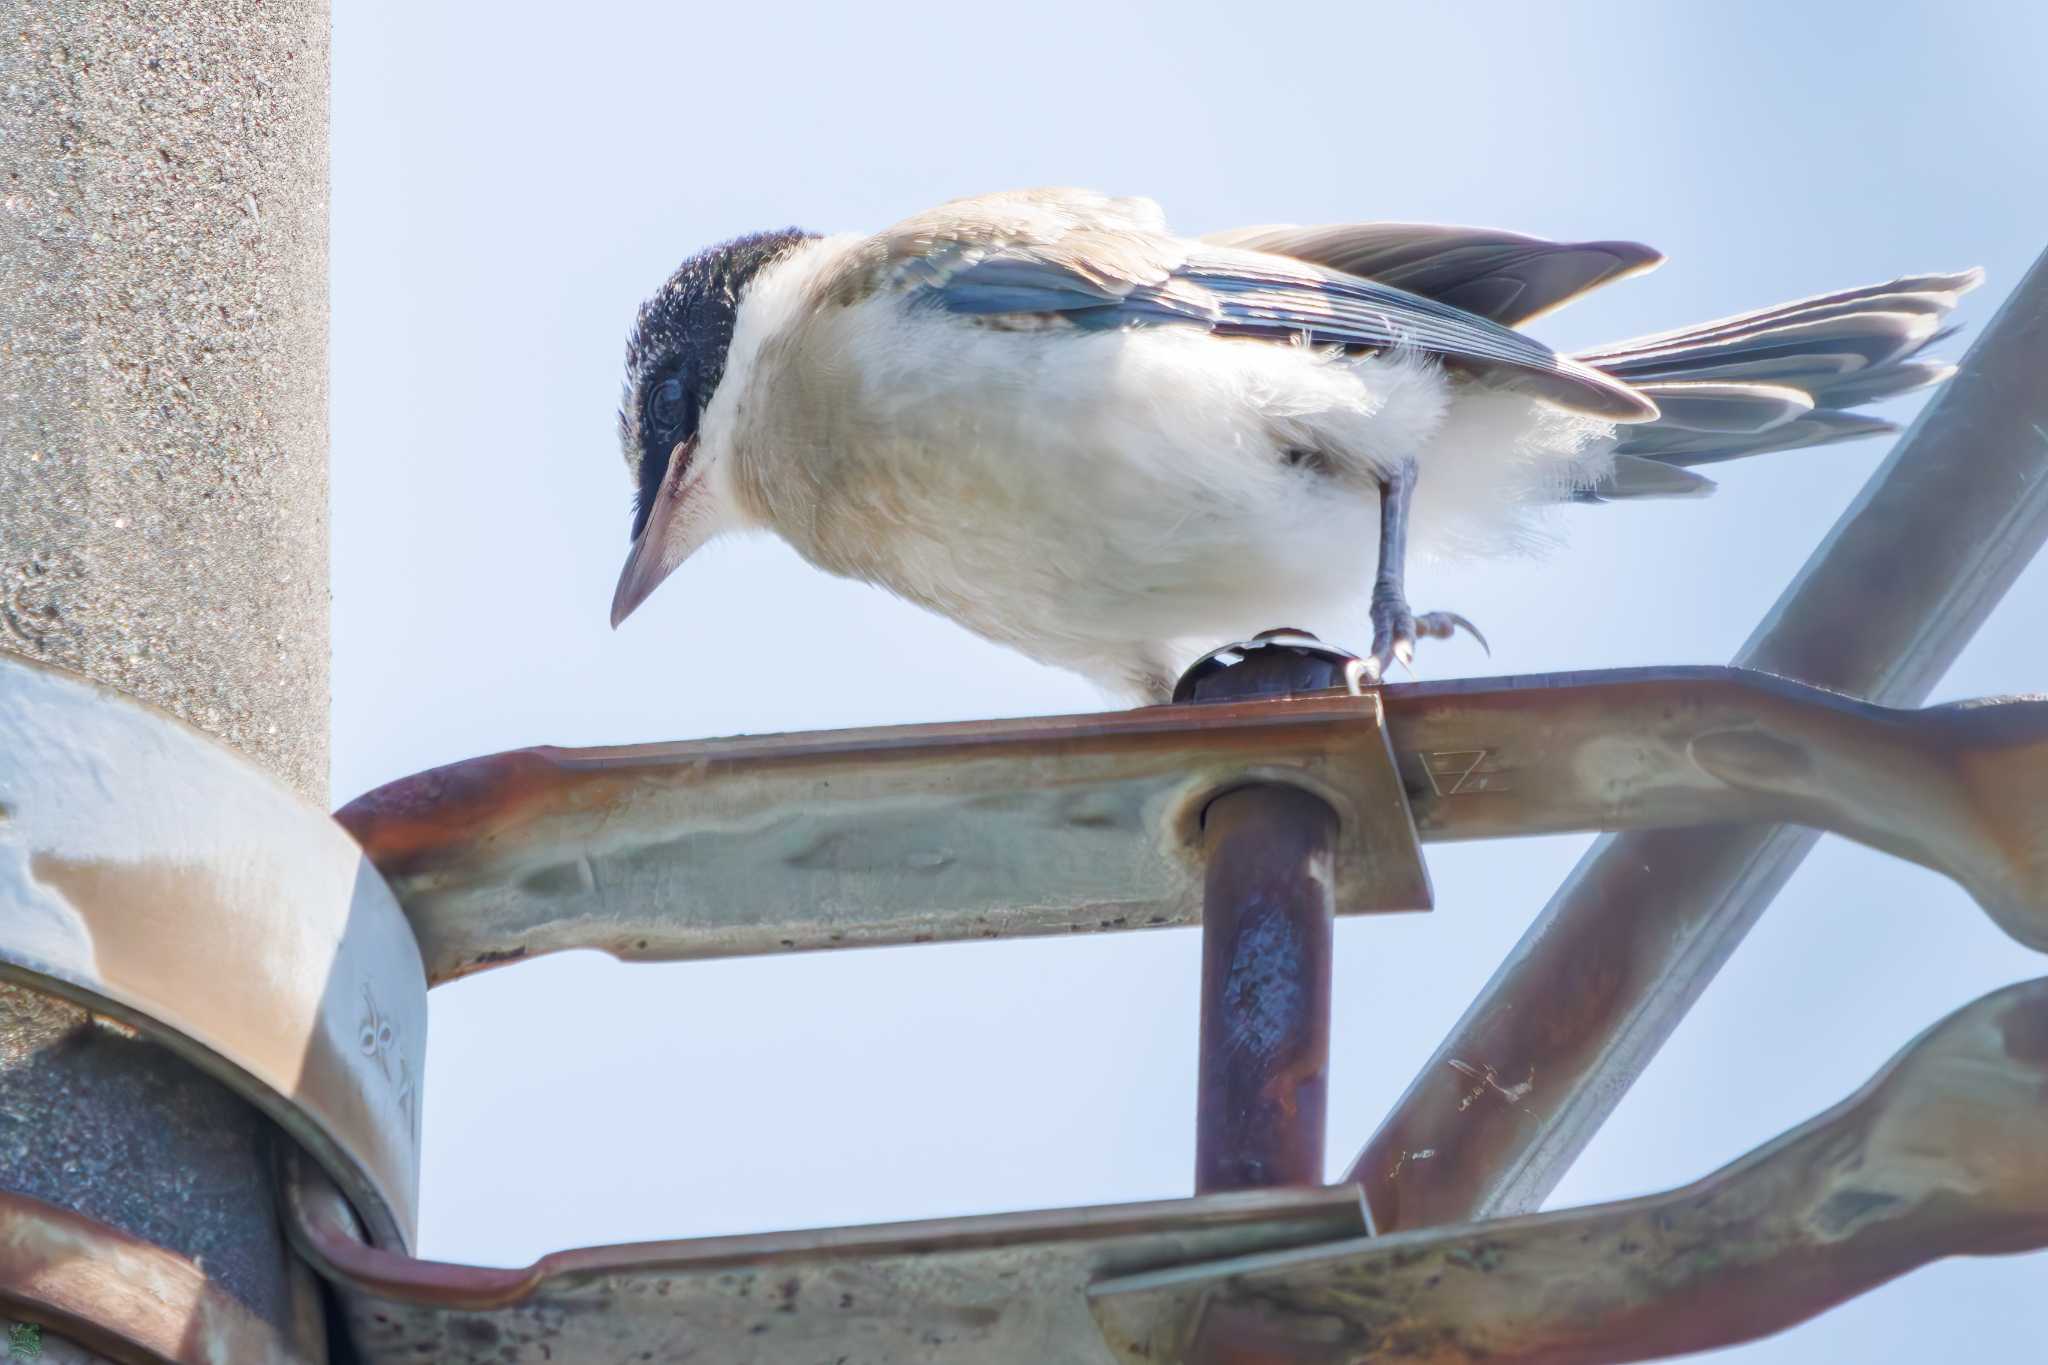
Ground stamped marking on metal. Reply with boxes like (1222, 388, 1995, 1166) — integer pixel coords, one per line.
(360, 981, 418, 1140)
(1421, 749, 1510, 797)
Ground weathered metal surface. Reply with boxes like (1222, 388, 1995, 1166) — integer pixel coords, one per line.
(0, 655, 426, 1250)
(1185, 632, 1351, 1196)
(1352, 244, 2048, 1232)
(1094, 977, 2048, 1364)
(1196, 787, 1339, 1194)
(1388, 668, 2048, 950)
(0, 1189, 323, 1364)
(339, 690, 1429, 985)
(340, 667, 2048, 985)
(284, 1151, 1368, 1365)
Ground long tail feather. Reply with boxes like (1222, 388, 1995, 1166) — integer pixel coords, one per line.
(1577, 270, 1980, 496)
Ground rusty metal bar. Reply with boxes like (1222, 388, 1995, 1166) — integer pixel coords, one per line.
(0, 1189, 321, 1365)
(1195, 787, 1339, 1192)
(281, 960, 2048, 1363)
(1096, 975, 2048, 1365)
(343, 643, 1430, 985)
(337, 665, 2048, 984)
(283, 1150, 1369, 1364)
(1353, 243, 2048, 1230)
(1183, 634, 1356, 1194)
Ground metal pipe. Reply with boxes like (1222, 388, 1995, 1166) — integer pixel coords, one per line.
(1196, 785, 1339, 1192)
(1353, 243, 2048, 1230)
(1182, 633, 1354, 1193)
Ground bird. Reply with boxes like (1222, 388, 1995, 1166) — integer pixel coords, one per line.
(608, 187, 1977, 701)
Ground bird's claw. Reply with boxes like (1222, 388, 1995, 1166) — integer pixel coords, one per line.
(1360, 601, 1487, 683)
(1414, 611, 1489, 655)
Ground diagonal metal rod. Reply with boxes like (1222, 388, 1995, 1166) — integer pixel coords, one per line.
(1353, 244, 2048, 1230)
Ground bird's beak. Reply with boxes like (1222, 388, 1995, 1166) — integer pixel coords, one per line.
(610, 436, 709, 628)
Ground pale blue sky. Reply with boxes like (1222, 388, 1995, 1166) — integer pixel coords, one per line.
(332, 3, 2048, 1358)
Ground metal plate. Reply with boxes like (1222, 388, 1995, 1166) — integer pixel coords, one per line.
(0, 656, 425, 1250)
(1091, 977, 2048, 1364)
(284, 1161, 1367, 1365)
(1386, 666, 2048, 950)
(340, 667, 2048, 984)
(339, 691, 1430, 984)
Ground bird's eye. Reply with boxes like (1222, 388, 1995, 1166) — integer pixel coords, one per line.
(646, 376, 688, 438)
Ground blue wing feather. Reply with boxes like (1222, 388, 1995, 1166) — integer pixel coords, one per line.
(915, 243, 1654, 420)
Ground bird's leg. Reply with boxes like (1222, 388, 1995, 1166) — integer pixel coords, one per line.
(1364, 459, 1488, 681)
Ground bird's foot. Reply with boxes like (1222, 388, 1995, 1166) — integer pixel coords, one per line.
(1362, 596, 1489, 682)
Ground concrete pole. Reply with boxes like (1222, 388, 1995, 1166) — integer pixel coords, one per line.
(0, 0, 330, 1354)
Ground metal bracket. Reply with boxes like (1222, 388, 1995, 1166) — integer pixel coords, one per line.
(283, 1157, 1368, 1363)
(9, 651, 2048, 1362)
(339, 687, 1430, 984)
(0, 655, 427, 1251)
(342, 666, 2048, 986)
(276, 974, 2048, 1363)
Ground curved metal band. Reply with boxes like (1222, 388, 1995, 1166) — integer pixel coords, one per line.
(0, 1191, 317, 1365)
(0, 656, 425, 1250)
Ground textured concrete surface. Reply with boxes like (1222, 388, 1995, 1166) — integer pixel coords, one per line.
(0, 0, 331, 1353)
(0, 0, 330, 801)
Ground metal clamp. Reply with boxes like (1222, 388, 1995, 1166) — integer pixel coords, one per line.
(0, 655, 426, 1251)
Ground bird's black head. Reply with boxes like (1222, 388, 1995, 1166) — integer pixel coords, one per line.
(619, 227, 817, 540)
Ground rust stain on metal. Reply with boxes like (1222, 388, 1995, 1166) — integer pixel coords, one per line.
(1095, 978, 2048, 1364)
(335, 694, 1429, 985)
(335, 668, 2048, 989)
(0, 1190, 315, 1363)
(0, 654, 426, 1249)
(1383, 668, 2048, 951)
(1196, 786, 1337, 1194)
(282, 1148, 1368, 1364)
(30, 856, 299, 1087)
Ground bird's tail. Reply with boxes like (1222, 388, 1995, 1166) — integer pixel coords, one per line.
(1573, 269, 1983, 500)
